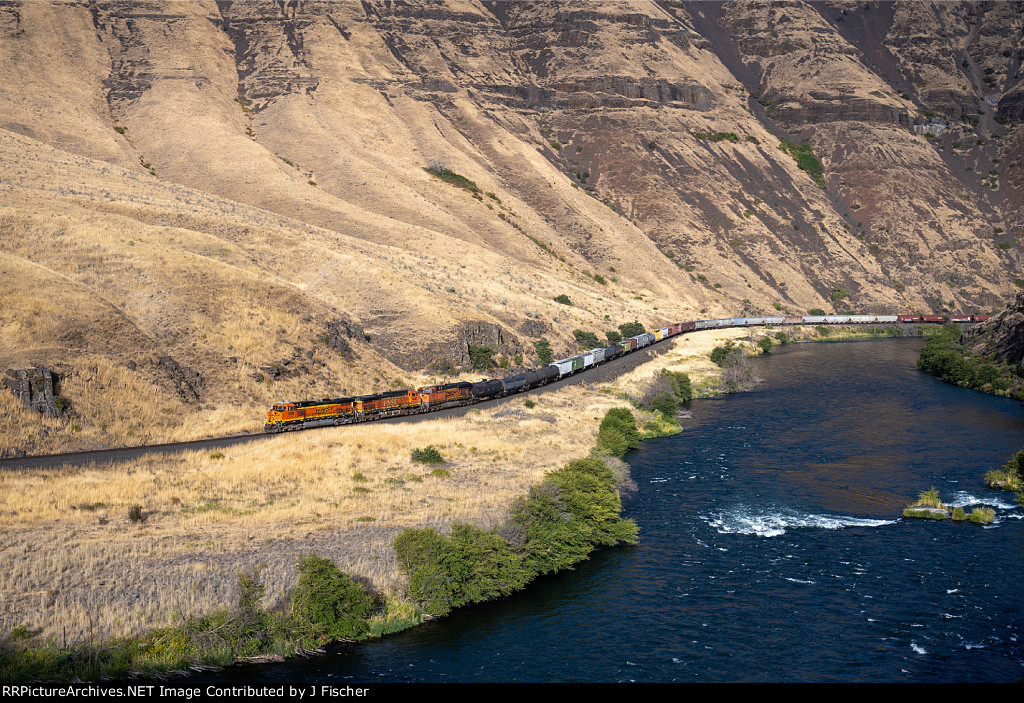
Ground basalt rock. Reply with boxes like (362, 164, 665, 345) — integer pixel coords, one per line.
(257, 347, 317, 383)
(157, 356, 203, 403)
(380, 321, 528, 373)
(321, 318, 369, 359)
(964, 291, 1024, 371)
(3, 367, 72, 418)
(518, 319, 548, 338)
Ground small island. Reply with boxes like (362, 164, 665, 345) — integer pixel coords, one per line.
(985, 449, 1023, 495)
(902, 487, 994, 525)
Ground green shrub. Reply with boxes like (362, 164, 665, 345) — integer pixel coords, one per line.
(650, 391, 678, 418)
(554, 294, 572, 305)
(830, 286, 848, 301)
(411, 446, 445, 464)
(618, 320, 645, 338)
(594, 408, 641, 457)
(290, 555, 377, 643)
(394, 524, 528, 617)
(987, 450, 1024, 491)
(508, 458, 638, 578)
(605, 330, 622, 343)
(917, 324, 1022, 398)
(128, 505, 144, 523)
(523, 399, 536, 409)
(534, 339, 554, 365)
(468, 345, 495, 370)
(710, 340, 738, 367)
(778, 138, 825, 187)
(969, 508, 995, 524)
(808, 308, 825, 315)
(573, 330, 601, 348)
(424, 166, 480, 194)
(903, 507, 946, 520)
(758, 337, 774, 353)
(1004, 450, 1024, 483)
(914, 487, 944, 509)
(693, 131, 739, 142)
(952, 506, 967, 521)
(661, 369, 693, 402)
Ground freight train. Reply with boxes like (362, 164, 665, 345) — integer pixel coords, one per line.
(263, 313, 991, 432)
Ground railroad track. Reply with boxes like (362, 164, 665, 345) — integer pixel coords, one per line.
(0, 315, 963, 471)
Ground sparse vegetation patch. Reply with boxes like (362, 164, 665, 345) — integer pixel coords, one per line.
(778, 138, 826, 188)
(424, 165, 480, 194)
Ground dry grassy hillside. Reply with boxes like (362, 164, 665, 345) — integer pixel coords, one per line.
(0, 0, 1022, 454)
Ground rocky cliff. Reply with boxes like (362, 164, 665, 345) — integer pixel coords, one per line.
(0, 1, 1022, 446)
(965, 290, 1024, 370)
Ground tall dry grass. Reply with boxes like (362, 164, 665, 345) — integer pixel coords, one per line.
(0, 333, 731, 643)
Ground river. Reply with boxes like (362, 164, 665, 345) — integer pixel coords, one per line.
(194, 338, 1024, 683)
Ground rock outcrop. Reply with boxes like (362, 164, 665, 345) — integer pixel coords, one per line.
(964, 291, 1024, 371)
(3, 368, 72, 418)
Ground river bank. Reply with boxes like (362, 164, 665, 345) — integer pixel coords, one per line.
(0, 326, 765, 677)
(185, 337, 1024, 683)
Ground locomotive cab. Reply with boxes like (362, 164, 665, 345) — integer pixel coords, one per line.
(265, 402, 298, 432)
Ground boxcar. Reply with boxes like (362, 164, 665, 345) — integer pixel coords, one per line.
(550, 356, 582, 378)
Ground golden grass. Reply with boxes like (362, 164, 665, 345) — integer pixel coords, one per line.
(0, 127, 721, 460)
(0, 333, 725, 643)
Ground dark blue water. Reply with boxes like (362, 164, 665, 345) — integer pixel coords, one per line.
(202, 339, 1024, 683)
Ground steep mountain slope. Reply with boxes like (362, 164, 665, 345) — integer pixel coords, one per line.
(0, 0, 1021, 451)
(965, 290, 1024, 370)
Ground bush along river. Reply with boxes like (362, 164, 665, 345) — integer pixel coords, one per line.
(193, 337, 1024, 683)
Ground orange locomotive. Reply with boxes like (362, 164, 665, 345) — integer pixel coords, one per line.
(264, 383, 473, 433)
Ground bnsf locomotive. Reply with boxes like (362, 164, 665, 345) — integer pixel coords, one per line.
(264, 313, 991, 433)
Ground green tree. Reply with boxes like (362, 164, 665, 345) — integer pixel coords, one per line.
(618, 320, 645, 337)
(468, 345, 495, 370)
(651, 392, 678, 418)
(291, 555, 377, 642)
(594, 407, 641, 457)
(661, 369, 693, 402)
(710, 340, 737, 367)
(573, 330, 601, 348)
(394, 525, 527, 617)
